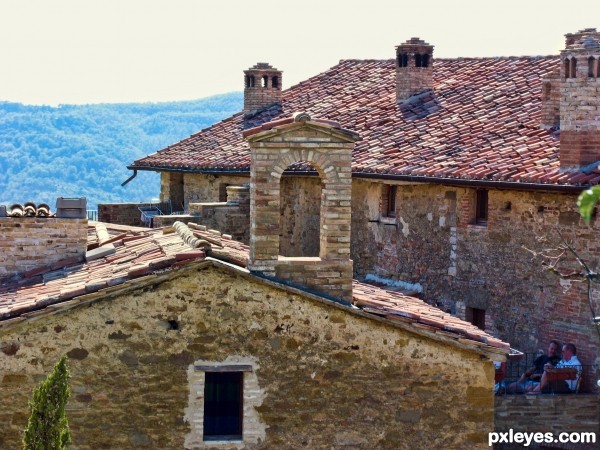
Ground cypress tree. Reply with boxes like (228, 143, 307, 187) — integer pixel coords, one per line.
(22, 355, 72, 450)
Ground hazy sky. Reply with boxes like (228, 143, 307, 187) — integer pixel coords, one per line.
(1, 0, 599, 105)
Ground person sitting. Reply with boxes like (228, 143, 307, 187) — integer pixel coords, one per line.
(504, 340, 561, 394)
(534, 343, 582, 394)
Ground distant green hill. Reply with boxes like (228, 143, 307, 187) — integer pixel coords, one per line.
(0, 93, 242, 210)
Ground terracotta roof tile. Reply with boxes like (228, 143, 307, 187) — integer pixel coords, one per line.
(132, 56, 600, 187)
(0, 221, 508, 353)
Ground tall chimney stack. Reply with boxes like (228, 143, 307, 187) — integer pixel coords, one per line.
(243, 63, 282, 115)
(395, 38, 434, 102)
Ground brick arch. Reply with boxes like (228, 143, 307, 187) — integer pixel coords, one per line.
(272, 150, 339, 184)
(246, 118, 360, 301)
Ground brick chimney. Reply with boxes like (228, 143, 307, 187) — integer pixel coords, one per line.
(559, 28, 600, 169)
(244, 112, 361, 301)
(396, 38, 434, 102)
(243, 63, 282, 114)
(0, 198, 88, 281)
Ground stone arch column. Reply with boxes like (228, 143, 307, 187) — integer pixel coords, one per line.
(245, 113, 360, 301)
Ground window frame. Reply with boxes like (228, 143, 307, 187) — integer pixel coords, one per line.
(195, 364, 252, 443)
(382, 184, 398, 218)
(466, 307, 486, 330)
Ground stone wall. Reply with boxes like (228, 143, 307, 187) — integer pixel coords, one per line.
(280, 176, 321, 257)
(0, 265, 495, 449)
(0, 217, 87, 280)
(177, 174, 321, 253)
(495, 394, 600, 435)
(98, 203, 146, 227)
(351, 179, 600, 388)
(188, 203, 249, 242)
(160, 172, 184, 210)
(182, 173, 249, 207)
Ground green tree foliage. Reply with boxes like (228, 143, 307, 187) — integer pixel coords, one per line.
(22, 355, 71, 450)
(578, 186, 600, 223)
(0, 93, 242, 209)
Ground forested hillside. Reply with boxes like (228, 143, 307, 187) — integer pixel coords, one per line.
(0, 93, 242, 209)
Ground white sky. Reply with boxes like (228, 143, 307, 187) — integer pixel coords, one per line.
(1, 0, 599, 105)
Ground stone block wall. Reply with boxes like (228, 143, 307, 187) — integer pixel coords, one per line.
(98, 203, 146, 227)
(188, 203, 249, 242)
(351, 179, 600, 388)
(160, 172, 184, 210)
(0, 265, 496, 449)
(495, 394, 600, 435)
(0, 217, 87, 280)
(181, 173, 249, 207)
(280, 175, 321, 257)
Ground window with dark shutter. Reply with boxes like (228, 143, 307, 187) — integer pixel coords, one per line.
(203, 372, 243, 441)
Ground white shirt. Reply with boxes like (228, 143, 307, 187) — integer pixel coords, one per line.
(556, 355, 582, 391)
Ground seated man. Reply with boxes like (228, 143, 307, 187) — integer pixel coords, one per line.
(535, 343, 582, 394)
(505, 340, 561, 394)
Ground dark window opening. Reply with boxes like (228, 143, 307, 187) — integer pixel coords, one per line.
(415, 53, 422, 67)
(203, 372, 243, 441)
(382, 185, 397, 218)
(272, 76, 279, 88)
(262, 75, 268, 88)
(167, 320, 179, 331)
(245, 75, 255, 88)
(466, 307, 486, 330)
(398, 53, 408, 68)
(589, 56, 596, 78)
(565, 59, 571, 79)
(571, 58, 577, 78)
(475, 190, 488, 226)
(422, 54, 430, 68)
(219, 183, 229, 202)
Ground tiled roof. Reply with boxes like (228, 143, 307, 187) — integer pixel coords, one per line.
(131, 56, 600, 187)
(352, 281, 508, 351)
(0, 221, 508, 355)
(0, 222, 245, 322)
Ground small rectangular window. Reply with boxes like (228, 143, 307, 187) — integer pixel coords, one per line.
(475, 190, 488, 226)
(218, 183, 229, 202)
(203, 372, 243, 441)
(382, 185, 397, 218)
(466, 307, 486, 330)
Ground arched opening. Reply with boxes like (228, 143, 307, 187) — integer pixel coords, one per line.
(422, 53, 430, 68)
(589, 56, 596, 78)
(571, 57, 577, 78)
(279, 161, 322, 257)
(565, 59, 571, 79)
(262, 75, 268, 88)
(272, 76, 279, 88)
(245, 75, 255, 88)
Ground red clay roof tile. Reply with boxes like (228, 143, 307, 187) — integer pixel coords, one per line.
(131, 56, 600, 187)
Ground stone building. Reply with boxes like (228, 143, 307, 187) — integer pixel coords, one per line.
(0, 190, 506, 448)
(126, 28, 600, 387)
